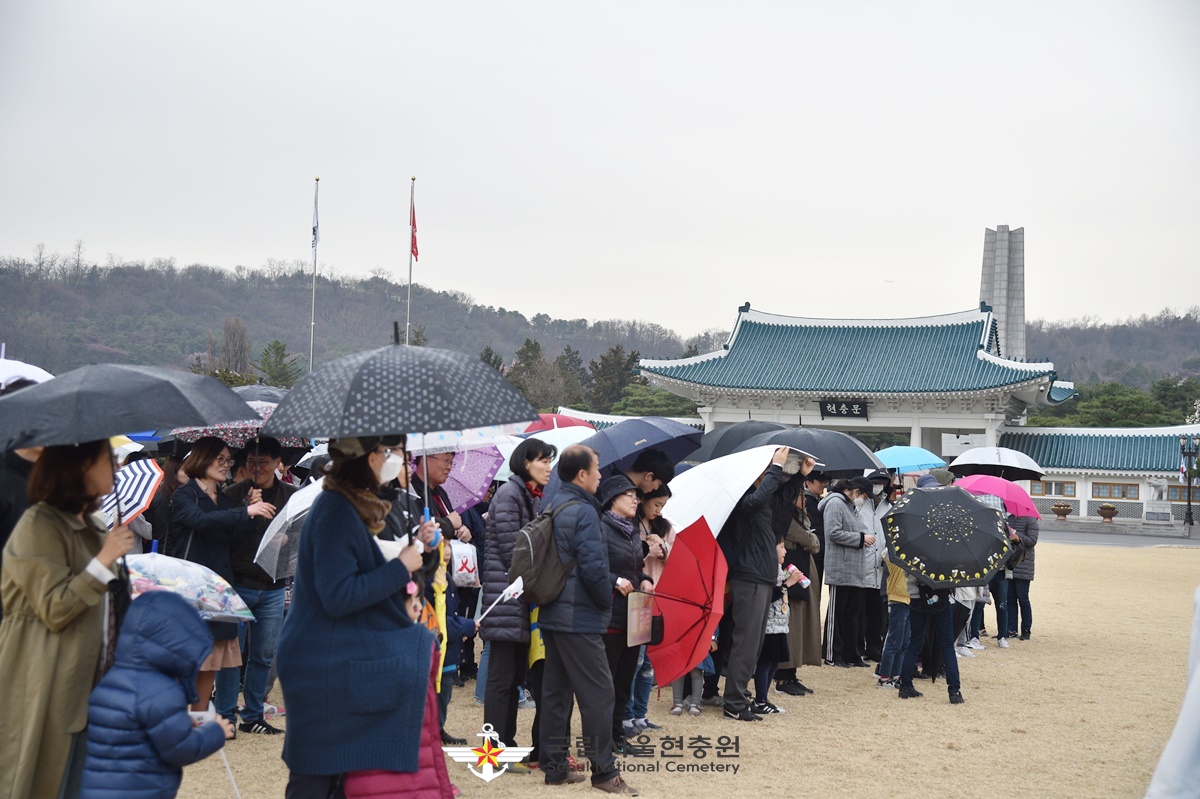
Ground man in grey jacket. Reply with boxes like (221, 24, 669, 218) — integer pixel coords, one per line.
(820, 476, 877, 667)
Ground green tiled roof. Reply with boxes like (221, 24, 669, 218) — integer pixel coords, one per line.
(642, 307, 1060, 394)
(1000, 426, 1200, 473)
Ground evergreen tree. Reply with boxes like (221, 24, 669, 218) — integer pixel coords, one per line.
(610, 384, 699, 417)
(479, 345, 505, 372)
(251, 339, 304, 387)
(588, 345, 640, 413)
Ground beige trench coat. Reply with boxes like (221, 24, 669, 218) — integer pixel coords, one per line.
(0, 503, 109, 799)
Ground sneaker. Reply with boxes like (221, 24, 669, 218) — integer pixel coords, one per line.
(1005, 630, 1018, 639)
(593, 774, 639, 795)
(670, 704, 685, 716)
(966, 638, 986, 650)
(997, 637, 1010, 649)
(622, 720, 640, 737)
(612, 736, 629, 755)
(441, 730, 468, 746)
(239, 719, 283, 735)
(639, 718, 665, 731)
(687, 703, 702, 716)
(507, 762, 532, 775)
(700, 694, 725, 707)
(518, 689, 536, 710)
(474, 697, 486, 706)
(955, 646, 976, 659)
(723, 707, 762, 722)
(776, 679, 806, 696)
(897, 685, 923, 699)
(1019, 631, 1031, 641)
(751, 701, 784, 715)
(876, 677, 895, 688)
(547, 771, 586, 786)
(794, 681, 814, 695)
(949, 690, 965, 705)
(263, 702, 286, 718)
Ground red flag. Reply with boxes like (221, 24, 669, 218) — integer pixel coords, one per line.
(410, 203, 419, 261)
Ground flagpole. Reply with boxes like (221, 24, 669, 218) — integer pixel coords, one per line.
(309, 177, 320, 372)
(405, 176, 415, 345)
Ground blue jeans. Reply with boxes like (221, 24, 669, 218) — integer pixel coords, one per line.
(475, 641, 490, 702)
(878, 601, 910, 678)
(215, 585, 286, 723)
(969, 602, 983, 640)
(625, 645, 653, 721)
(1007, 578, 1032, 634)
(989, 573, 1009, 637)
(899, 602, 960, 693)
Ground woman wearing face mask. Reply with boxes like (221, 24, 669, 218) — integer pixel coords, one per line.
(274, 437, 445, 797)
(818, 476, 877, 668)
(480, 437, 556, 765)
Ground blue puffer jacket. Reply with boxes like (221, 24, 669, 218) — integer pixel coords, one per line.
(479, 477, 537, 643)
(81, 591, 227, 799)
(538, 482, 612, 635)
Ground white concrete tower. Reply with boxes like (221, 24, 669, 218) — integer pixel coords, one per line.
(979, 225, 1026, 361)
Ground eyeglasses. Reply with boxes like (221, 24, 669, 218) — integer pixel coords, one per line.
(216, 456, 234, 467)
(428, 453, 456, 463)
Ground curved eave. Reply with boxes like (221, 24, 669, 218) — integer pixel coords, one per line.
(642, 371, 1057, 400)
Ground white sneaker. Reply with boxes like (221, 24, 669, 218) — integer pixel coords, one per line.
(955, 646, 976, 659)
(670, 704, 685, 716)
(687, 703, 702, 716)
(997, 637, 1010, 649)
(966, 638, 986, 650)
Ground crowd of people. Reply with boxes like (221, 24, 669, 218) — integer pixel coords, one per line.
(0, 374, 1042, 799)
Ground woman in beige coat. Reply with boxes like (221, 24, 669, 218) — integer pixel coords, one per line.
(0, 439, 134, 799)
(777, 490, 823, 694)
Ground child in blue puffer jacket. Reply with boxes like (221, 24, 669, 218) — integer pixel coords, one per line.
(82, 590, 234, 799)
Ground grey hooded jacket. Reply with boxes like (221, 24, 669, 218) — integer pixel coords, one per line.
(819, 492, 878, 588)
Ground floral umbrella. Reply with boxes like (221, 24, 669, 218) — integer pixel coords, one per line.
(171, 400, 307, 448)
(411, 446, 505, 513)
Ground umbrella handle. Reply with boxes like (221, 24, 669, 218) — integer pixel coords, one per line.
(636, 589, 708, 610)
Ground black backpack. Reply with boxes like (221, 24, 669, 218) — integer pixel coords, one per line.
(510, 501, 582, 605)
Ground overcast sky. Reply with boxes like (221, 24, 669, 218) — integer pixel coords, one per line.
(2, 1, 1197, 339)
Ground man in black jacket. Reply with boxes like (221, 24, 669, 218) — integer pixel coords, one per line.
(720, 447, 790, 721)
(220, 437, 297, 735)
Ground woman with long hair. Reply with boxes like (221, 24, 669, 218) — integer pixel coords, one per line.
(480, 436, 556, 765)
(170, 436, 276, 720)
(624, 483, 674, 733)
(274, 436, 450, 799)
(0, 439, 136, 798)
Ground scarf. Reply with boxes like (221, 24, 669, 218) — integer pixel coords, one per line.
(526, 481, 544, 500)
(604, 510, 637, 539)
(324, 474, 392, 535)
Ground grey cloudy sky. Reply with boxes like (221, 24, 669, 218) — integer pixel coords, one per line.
(2, 1, 1197, 339)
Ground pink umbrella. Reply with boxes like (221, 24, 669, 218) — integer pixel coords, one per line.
(171, 400, 308, 448)
(956, 474, 1041, 519)
(413, 446, 505, 513)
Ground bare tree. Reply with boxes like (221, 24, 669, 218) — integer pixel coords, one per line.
(218, 318, 252, 373)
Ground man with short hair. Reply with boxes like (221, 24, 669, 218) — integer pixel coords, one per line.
(538, 445, 636, 795)
(412, 451, 473, 545)
(618, 448, 675, 496)
(221, 437, 297, 734)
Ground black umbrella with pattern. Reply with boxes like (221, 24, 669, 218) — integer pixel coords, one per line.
(883, 485, 1012, 589)
(261, 344, 538, 440)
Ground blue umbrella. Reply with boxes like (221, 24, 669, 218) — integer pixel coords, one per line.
(579, 416, 704, 473)
(876, 445, 946, 473)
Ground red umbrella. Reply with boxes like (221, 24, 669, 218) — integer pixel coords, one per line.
(955, 474, 1042, 519)
(646, 517, 728, 688)
(522, 413, 595, 433)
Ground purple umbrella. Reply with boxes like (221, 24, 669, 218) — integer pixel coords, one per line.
(411, 446, 505, 513)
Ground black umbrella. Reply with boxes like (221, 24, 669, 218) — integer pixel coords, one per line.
(231, 384, 290, 403)
(686, 420, 788, 463)
(262, 344, 538, 439)
(578, 417, 704, 473)
(883, 486, 1011, 588)
(731, 428, 884, 477)
(0, 364, 259, 450)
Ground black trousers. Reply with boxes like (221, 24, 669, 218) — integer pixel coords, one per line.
(861, 581, 887, 660)
(540, 629, 618, 785)
(721, 579, 771, 713)
(458, 587, 479, 674)
(824, 584, 866, 664)
(483, 640, 528, 747)
(284, 774, 344, 799)
(527, 658, 545, 762)
(603, 631, 641, 741)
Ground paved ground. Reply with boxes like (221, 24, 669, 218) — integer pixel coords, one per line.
(1039, 516, 1200, 548)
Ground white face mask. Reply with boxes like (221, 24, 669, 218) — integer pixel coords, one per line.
(872, 485, 884, 496)
(853, 496, 867, 509)
(379, 452, 404, 485)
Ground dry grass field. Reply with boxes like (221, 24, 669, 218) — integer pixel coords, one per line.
(179, 541, 1200, 799)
